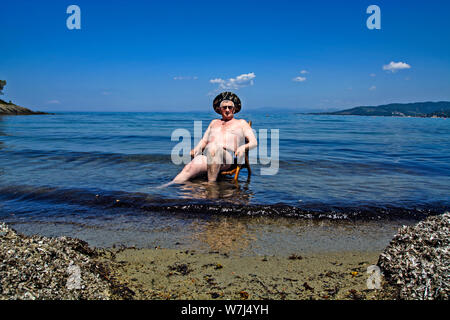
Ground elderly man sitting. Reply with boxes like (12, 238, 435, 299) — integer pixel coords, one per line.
(172, 92, 257, 183)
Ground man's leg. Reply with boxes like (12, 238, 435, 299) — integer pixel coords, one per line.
(172, 155, 207, 183)
(205, 143, 224, 182)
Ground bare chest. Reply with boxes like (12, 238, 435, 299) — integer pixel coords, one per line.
(210, 121, 243, 136)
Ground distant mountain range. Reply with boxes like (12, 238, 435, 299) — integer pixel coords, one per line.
(309, 101, 450, 118)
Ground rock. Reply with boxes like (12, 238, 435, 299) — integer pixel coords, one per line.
(0, 99, 49, 115)
(378, 212, 449, 300)
(0, 223, 117, 300)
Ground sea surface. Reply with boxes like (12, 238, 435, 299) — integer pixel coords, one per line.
(1, 112, 449, 253)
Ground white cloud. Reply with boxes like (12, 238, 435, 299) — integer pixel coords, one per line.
(293, 76, 307, 82)
(210, 78, 224, 84)
(174, 76, 198, 80)
(300, 70, 309, 74)
(369, 85, 376, 91)
(209, 72, 255, 90)
(383, 61, 411, 72)
(101, 91, 111, 96)
(370, 73, 376, 77)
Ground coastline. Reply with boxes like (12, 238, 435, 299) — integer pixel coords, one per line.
(0, 99, 49, 115)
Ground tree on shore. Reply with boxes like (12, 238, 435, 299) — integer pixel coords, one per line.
(0, 80, 6, 95)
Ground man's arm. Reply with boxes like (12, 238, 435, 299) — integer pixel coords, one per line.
(191, 120, 215, 157)
(235, 120, 257, 157)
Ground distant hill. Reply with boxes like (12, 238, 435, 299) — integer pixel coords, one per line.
(310, 101, 450, 118)
(0, 99, 49, 115)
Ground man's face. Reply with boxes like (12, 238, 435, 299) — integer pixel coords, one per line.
(219, 100, 235, 120)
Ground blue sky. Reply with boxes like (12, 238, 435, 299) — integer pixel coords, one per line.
(1, 0, 449, 112)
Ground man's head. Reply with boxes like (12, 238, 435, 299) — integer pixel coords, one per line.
(219, 99, 235, 120)
(213, 92, 241, 114)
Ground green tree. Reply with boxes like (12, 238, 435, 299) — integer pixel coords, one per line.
(0, 80, 6, 95)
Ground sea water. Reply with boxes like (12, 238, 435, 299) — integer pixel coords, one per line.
(1, 112, 448, 253)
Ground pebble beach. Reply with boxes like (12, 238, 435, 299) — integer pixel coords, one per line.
(2, 213, 448, 300)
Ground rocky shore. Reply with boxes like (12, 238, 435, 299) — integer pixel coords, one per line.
(378, 212, 449, 300)
(0, 223, 132, 300)
(0, 99, 48, 115)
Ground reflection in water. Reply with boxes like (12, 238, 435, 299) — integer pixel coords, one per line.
(192, 217, 256, 253)
(176, 178, 254, 204)
(188, 216, 414, 256)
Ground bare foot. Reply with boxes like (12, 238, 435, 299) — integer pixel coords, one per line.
(157, 181, 177, 188)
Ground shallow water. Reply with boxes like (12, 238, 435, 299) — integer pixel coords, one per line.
(0, 112, 449, 252)
(8, 215, 414, 256)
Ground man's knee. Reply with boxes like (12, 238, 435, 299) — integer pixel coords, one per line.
(185, 157, 207, 174)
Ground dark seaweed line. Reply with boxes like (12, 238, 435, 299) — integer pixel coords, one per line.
(0, 184, 448, 221)
(137, 202, 447, 221)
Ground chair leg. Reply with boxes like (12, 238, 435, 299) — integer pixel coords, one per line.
(233, 166, 241, 181)
(245, 152, 251, 178)
(221, 168, 237, 176)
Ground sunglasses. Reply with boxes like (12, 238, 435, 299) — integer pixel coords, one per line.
(220, 105, 234, 110)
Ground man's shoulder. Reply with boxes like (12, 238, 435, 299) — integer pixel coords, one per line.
(209, 119, 220, 126)
(238, 119, 250, 127)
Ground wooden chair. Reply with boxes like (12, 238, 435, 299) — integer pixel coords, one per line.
(220, 120, 252, 182)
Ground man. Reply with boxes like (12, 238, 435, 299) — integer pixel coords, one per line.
(172, 92, 257, 183)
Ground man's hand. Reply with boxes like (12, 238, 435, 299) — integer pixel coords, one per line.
(190, 146, 202, 158)
(235, 145, 246, 158)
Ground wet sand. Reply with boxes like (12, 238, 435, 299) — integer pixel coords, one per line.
(102, 247, 395, 300)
